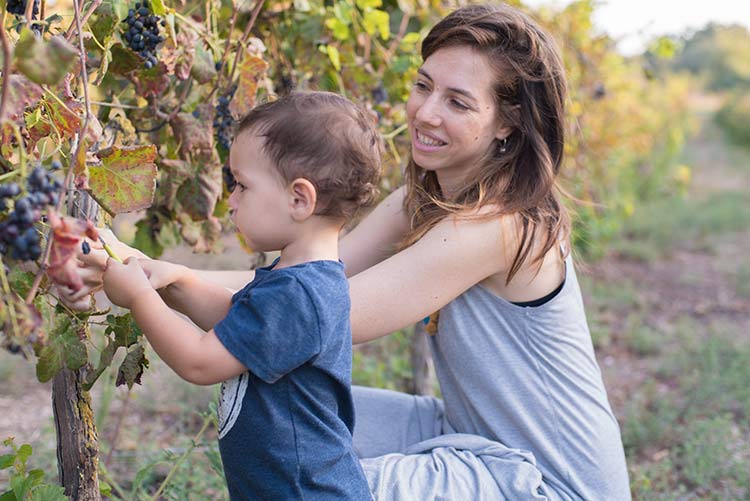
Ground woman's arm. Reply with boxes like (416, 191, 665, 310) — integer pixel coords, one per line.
(339, 186, 410, 277)
(349, 212, 518, 344)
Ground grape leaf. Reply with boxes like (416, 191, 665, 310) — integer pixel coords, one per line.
(0, 75, 44, 125)
(89, 145, 158, 215)
(104, 313, 142, 348)
(178, 213, 222, 253)
(13, 29, 78, 86)
(91, 4, 119, 44)
(228, 52, 269, 118)
(109, 44, 142, 75)
(116, 344, 149, 388)
(131, 63, 170, 98)
(176, 165, 222, 220)
(36, 316, 88, 383)
(190, 42, 217, 84)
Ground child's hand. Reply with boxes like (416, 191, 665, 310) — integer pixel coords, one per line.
(139, 259, 189, 290)
(102, 257, 154, 309)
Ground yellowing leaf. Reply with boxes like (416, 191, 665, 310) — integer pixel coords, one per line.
(356, 0, 382, 9)
(362, 9, 389, 40)
(228, 54, 269, 118)
(89, 145, 158, 215)
(326, 45, 341, 71)
(14, 30, 78, 86)
(326, 17, 350, 41)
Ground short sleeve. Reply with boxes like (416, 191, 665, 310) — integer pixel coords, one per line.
(213, 272, 321, 383)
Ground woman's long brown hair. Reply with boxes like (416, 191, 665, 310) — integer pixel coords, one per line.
(402, 3, 571, 284)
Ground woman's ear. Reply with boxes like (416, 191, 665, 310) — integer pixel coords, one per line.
(495, 104, 520, 140)
(288, 178, 317, 222)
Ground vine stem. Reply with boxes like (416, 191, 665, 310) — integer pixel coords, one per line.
(226, 0, 264, 86)
(0, 10, 12, 124)
(64, 0, 102, 42)
(149, 414, 213, 501)
(24, 0, 92, 304)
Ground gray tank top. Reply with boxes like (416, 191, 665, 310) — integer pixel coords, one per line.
(432, 256, 631, 500)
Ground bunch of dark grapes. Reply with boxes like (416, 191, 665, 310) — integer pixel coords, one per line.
(5, 0, 39, 17)
(0, 165, 62, 262)
(214, 85, 237, 152)
(122, 2, 165, 69)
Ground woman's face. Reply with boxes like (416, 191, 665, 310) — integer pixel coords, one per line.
(406, 45, 508, 192)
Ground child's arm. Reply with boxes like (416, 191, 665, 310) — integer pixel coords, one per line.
(138, 259, 238, 331)
(103, 258, 246, 385)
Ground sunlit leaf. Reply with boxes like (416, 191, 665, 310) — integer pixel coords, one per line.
(89, 145, 158, 215)
(362, 9, 389, 40)
(356, 0, 382, 9)
(326, 45, 341, 71)
(13, 29, 78, 86)
(325, 17, 350, 41)
(151, 0, 166, 16)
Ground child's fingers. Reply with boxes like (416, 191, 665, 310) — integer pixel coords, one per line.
(79, 247, 109, 269)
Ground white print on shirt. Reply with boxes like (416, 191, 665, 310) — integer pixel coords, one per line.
(218, 372, 248, 439)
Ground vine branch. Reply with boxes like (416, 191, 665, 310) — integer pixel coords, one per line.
(25, 0, 92, 304)
(64, 0, 102, 42)
(226, 0, 264, 86)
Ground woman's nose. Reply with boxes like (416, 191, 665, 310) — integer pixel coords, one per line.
(414, 95, 442, 127)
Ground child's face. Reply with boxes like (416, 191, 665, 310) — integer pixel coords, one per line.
(406, 45, 507, 191)
(227, 132, 294, 252)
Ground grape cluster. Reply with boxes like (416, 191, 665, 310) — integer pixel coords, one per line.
(122, 2, 165, 69)
(0, 165, 62, 262)
(5, 0, 39, 17)
(214, 85, 237, 152)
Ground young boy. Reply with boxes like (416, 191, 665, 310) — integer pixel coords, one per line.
(101, 91, 381, 499)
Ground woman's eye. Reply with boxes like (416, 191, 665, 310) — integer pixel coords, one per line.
(235, 182, 247, 192)
(451, 99, 469, 110)
(414, 81, 429, 91)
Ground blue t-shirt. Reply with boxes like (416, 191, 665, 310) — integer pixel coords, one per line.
(213, 259, 371, 500)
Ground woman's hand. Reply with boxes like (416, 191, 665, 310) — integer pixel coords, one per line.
(55, 228, 149, 310)
(102, 257, 154, 309)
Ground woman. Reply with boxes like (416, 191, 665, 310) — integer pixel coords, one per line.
(65, 4, 630, 499)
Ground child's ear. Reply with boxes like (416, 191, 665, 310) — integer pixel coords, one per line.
(288, 178, 317, 222)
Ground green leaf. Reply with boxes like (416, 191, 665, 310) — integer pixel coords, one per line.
(151, 0, 166, 16)
(26, 469, 44, 487)
(116, 345, 149, 389)
(326, 45, 341, 71)
(105, 313, 142, 348)
(91, 3, 119, 44)
(362, 9, 389, 40)
(30, 485, 68, 501)
(0, 454, 14, 470)
(36, 317, 88, 383)
(11, 474, 32, 501)
(13, 30, 78, 86)
(89, 145, 158, 215)
(16, 445, 32, 465)
(325, 17, 350, 41)
(0, 490, 16, 501)
(400, 31, 421, 50)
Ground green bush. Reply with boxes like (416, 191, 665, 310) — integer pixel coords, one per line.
(715, 92, 750, 148)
